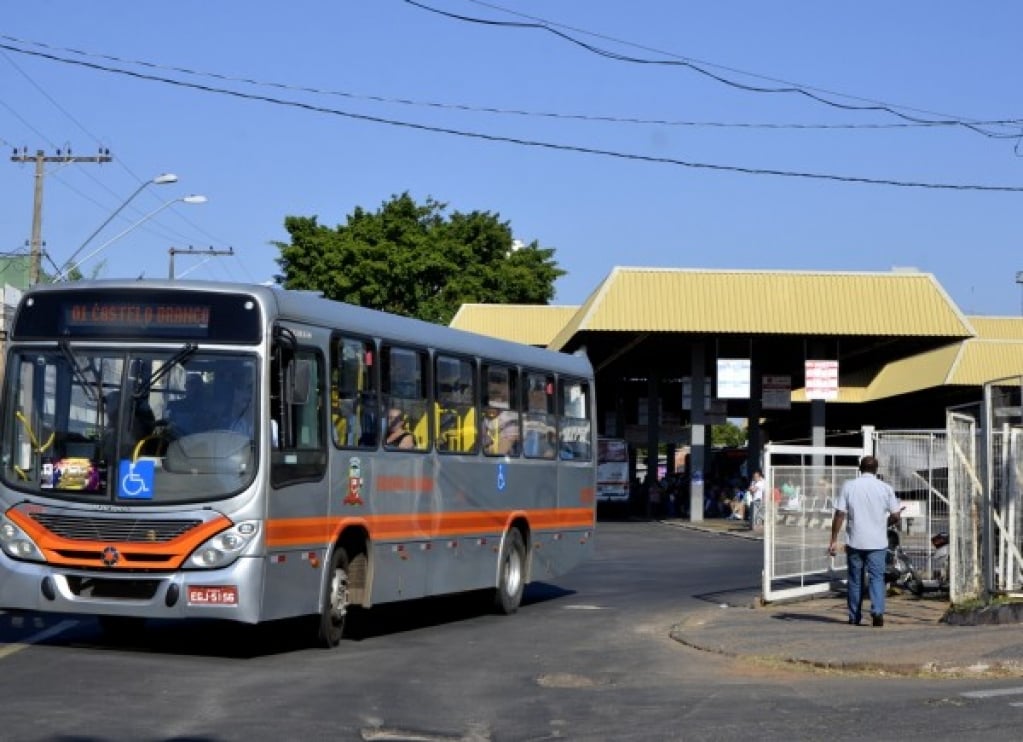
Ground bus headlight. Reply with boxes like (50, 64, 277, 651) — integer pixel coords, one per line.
(187, 520, 260, 569)
(0, 515, 45, 562)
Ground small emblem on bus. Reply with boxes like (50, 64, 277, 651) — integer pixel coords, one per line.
(102, 546, 120, 567)
(344, 457, 364, 506)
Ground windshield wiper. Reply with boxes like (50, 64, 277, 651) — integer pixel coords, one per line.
(133, 343, 198, 399)
(58, 339, 99, 402)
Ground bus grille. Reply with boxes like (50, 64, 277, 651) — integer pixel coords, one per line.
(30, 513, 204, 543)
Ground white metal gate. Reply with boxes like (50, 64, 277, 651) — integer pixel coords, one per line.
(761, 443, 865, 602)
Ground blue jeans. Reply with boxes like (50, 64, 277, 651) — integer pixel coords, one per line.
(845, 546, 886, 624)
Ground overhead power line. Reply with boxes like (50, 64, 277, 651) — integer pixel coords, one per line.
(1, 40, 1022, 193)
(2, 33, 1018, 134)
(407, 0, 1023, 146)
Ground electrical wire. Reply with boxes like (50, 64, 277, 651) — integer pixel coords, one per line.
(409, 0, 1023, 145)
(2, 32, 1020, 135)
(0, 39, 1020, 192)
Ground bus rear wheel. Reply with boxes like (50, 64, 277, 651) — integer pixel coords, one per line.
(493, 529, 526, 614)
(318, 546, 351, 647)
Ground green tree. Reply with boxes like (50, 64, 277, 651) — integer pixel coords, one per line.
(273, 193, 565, 324)
(712, 421, 747, 448)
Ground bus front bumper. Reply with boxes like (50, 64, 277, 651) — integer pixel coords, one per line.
(0, 554, 265, 624)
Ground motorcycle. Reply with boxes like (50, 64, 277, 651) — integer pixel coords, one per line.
(884, 526, 949, 596)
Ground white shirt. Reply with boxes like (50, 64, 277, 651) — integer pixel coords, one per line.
(835, 473, 901, 550)
(749, 476, 766, 502)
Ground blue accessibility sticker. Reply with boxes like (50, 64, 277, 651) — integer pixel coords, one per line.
(118, 459, 155, 500)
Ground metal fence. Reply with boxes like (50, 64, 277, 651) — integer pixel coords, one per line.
(761, 444, 864, 602)
(873, 430, 950, 589)
(762, 396, 1023, 607)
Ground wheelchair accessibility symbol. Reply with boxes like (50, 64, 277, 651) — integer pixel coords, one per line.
(496, 463, 507, 492)
(118, 459, 155, 500)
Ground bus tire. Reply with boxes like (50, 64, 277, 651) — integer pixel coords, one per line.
(493, 528, 526, 615)
(318, 546, 351, 647)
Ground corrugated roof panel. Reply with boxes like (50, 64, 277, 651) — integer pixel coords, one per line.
(968, 317, 1023, 341)
(550, 268, 973, 347)
(951, 341, 1023, 385)
(865, 343, 963, 400)
(449, 304, 579, 346)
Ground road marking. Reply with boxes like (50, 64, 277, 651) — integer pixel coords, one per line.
(562, 604, 605, 610)
(962, 686, 1023, 699)
(0, 619, 78, 659)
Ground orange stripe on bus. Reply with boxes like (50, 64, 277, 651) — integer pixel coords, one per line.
(265, 507, 595, 548)
(375, 476, 434, 493)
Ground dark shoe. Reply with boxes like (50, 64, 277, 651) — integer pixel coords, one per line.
(848, 619, 861, 626)
(872, 614, 884, 627)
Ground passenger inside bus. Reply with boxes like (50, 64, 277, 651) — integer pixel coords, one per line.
(224, 378, 255, 437)
(165, 374, 207, 436)
(384, 408, 415, 449)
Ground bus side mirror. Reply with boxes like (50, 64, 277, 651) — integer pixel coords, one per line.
(286, 359, 312, 405)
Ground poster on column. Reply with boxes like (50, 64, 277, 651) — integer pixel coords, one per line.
(762, 375, 791, 410)
(805, 360, 839, 401)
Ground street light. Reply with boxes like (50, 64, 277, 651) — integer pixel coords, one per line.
(58, 173, 178, 278)
(1017, 271, 1023, 316)
(55, 194, 207, 281)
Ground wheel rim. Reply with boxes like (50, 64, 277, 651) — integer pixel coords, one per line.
(329, 565, 349, 624)
(504, 547, 522, 597)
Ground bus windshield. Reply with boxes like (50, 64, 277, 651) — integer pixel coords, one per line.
(1, 346, 258, 504)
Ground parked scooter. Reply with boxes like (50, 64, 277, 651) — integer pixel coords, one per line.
(884, 526, 949, 596)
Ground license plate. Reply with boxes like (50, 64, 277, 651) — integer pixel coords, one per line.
(186, 585, 238, 606)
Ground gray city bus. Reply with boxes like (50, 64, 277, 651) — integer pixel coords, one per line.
(0, 280, 596, 646)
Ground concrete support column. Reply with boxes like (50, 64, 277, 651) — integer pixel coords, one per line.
(645, 374, 660, 518)
(747, 345, 764, 472)
(809, 340, 829, 468)
(690, 342, 706, 522)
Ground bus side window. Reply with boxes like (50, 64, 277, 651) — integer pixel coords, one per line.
(435, 355, 476, 454)
(482, 363, 520, 457)
(523, 371, 556, 459)
(330, 335, 377, 449)
(270, 339, 327, 486)
(381, 344, 428, 452)
(559, 379, 592, 460)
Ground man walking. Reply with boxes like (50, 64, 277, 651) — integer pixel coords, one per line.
(828, 456, 901, 627)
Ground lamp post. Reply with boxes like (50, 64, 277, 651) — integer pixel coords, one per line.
(55, 194, 207, 281)
(1017, 272, 1023, 316)
(57, 173, 178, 279)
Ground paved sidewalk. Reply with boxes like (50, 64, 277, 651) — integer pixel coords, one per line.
(664, 517, 1023, 677)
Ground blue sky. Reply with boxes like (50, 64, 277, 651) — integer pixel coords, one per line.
(2, 1, 1022, 315)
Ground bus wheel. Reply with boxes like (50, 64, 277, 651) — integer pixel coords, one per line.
(493, 529, 526, 615)
(318, 546, 350, 647)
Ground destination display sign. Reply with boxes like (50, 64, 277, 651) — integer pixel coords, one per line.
(64, 302, 211, 334)
(13, 288, 263, 343)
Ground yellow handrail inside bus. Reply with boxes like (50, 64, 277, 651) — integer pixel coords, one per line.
(16, 410, 55, 454)
(131, 435, 165, 462)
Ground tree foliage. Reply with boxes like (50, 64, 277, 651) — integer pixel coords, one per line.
(712, 421, 747, 448)
(273, 193, 565, 324)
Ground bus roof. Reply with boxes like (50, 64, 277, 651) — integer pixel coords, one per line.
(17, 279, 593, 377)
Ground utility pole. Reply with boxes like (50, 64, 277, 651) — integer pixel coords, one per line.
(10, 147, 113, 285)
(168, 245, 235, 279)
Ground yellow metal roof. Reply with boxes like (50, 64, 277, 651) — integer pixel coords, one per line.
(448, 273, 1018, 404)
(548, 267, 973, 350)
(449, 304, 580, 347)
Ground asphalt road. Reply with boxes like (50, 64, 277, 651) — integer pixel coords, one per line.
(1, 521, 1023, 741)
